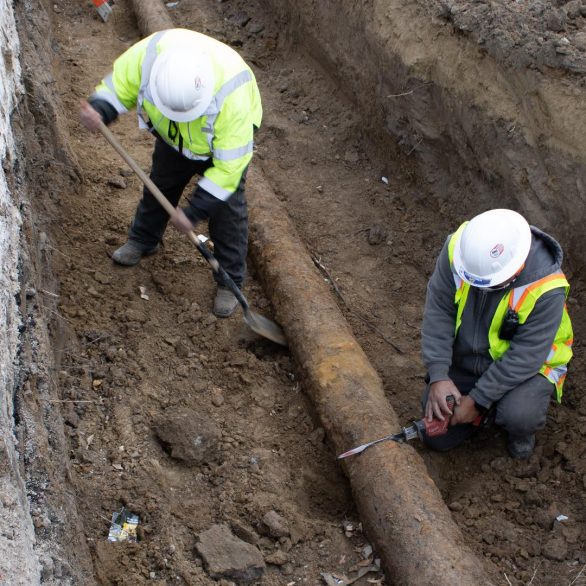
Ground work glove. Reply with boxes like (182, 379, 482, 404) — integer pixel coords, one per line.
(87, 97, 119, 125)
(79, 99, 118, 132)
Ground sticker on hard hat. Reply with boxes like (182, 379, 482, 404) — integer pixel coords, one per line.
(461, 269, 491, 287)
(490, 243, 504, 258)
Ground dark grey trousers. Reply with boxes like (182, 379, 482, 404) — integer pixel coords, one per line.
(420, 367, 555, 451)
(128, 138, 248, 287)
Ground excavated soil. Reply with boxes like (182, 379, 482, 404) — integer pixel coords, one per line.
(9, 0, 586, 584)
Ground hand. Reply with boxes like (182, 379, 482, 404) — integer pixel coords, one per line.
(450, 395, 480, 426)
(170, 208, 196, 234)
(425, 379, 461, 422)
(80, 100, 103, 132)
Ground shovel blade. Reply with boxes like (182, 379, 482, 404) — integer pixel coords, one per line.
(244, 310, 287, 346)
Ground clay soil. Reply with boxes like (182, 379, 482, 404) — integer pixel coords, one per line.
(12, 0, 586, 584)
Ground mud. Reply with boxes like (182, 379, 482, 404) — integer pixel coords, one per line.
(4, 0, 586, 585)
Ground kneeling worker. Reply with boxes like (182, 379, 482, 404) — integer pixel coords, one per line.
(421, 208, 573, 459)
(80, 28, 262, 318)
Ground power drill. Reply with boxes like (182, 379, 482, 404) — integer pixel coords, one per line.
(338, 396, 482, 459)
(395, 395, 461, 443)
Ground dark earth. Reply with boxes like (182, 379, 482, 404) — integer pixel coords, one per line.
(8, 0, 586, 584)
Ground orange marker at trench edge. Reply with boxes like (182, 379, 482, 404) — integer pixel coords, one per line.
(92, 0, 113, 22)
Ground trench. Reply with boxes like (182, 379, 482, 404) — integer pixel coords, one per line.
(5, 0, 586, 585)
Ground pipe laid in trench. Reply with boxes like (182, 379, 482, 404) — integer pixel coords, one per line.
(128, 0, 169, 37)
(124, 2, 491, 583)
(247, 170, 490, 585)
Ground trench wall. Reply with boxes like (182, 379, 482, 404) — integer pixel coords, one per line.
(261, 0, 586, 247)
(0, 0, 95, 582)
(0, 1, 41, 583)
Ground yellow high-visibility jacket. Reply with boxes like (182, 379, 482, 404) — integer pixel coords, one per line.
(448, 222, 573, 401)
(91, 28, 262, 202)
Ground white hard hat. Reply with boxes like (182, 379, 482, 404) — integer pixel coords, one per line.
(453, 209, 532, 288)
(149, 48, 215, 122)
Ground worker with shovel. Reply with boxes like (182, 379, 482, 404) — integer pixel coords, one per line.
(80, 28, 262, 318)
(421, 209, 573, 459)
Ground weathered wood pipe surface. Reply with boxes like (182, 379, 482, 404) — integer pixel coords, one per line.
(125, 2, 491, 583)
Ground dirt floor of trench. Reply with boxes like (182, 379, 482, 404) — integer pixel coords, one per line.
(12, 0, 586, 584)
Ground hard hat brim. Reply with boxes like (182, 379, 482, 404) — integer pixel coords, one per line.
(149, 49, 215, 123)
(452, 220, 532, 288)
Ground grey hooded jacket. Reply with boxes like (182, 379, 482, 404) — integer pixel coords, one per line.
(421, 226, 567, 409)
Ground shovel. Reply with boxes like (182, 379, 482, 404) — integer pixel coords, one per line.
(98, 122, 287, 347)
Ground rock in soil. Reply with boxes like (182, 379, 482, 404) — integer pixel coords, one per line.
(260, 510, 290, 538)
(541, 536, 568, 561)
(196, 524, 266, 583)
(154, 408, 222, 465)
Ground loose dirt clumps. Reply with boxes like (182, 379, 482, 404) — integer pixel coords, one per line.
(5, 0, 586, 584)
(429, 0, 586, 73)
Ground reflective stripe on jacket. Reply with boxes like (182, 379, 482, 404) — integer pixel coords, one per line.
(91, 28, 262, 200)
(448, 222, 573, 401)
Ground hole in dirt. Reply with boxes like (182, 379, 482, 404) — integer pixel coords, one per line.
(242, 337, 289, 361)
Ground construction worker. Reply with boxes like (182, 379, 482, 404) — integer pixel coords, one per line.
(80, 28, 262, 317)
(421, 209, 573, 459)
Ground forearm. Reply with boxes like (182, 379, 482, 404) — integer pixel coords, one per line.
(184, 160, 250, 223)
(183, 185, 223, 224)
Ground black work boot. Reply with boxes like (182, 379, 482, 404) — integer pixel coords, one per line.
(111, 241, 159, 266)
(507, 434, 535, 459)
(213, 287, 239, 318)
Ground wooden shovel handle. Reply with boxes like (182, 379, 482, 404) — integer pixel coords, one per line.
(98, 123, 256, 312)
(98, 121, 206, 253)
